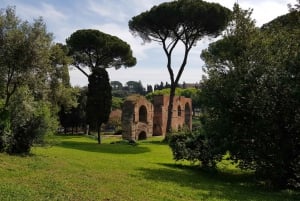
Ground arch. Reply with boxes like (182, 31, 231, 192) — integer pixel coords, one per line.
(177, 105, 182, 116)
(184, 103, 191, 127)
(139, 105, 147, 123)
(138, 131, 147, 140)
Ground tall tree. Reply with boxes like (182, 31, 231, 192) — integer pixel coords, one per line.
(87, 68, 112, 144)
(129, 0, 231, 135)
(0, 6, 53, 109)
(66, 29, 136, 77)
(49, 43, 78, 113)
(66, 29, 136, 141)
(0, 6, 58, 154)
(200, 4, 300, 189)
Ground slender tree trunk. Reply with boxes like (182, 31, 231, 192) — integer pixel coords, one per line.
(166, 83, 176, 135)
(97, 122, 102, 144)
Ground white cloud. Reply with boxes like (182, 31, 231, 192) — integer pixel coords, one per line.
(2, 0, 296, 87)
(246, 0, 290, 26)
(87, 0, 129, 22)
(13, 2, 68, 23)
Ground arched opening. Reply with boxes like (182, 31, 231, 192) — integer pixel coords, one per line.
(177, 105, 182, 117)
(185, 103, 191, 128)
(139, 105, 147, 123)
(138, 131, 147, 140)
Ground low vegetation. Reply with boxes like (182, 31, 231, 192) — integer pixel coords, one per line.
(0, 135, 298, 201)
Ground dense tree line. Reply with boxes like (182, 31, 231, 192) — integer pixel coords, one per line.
(170, 4, 300, 189)
(0, 7, 76, 154)
(0, 6, 136, 151)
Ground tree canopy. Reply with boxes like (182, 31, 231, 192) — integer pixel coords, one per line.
(0, 6, 71, 154)
(66, 29, 136, 77)
(129, 0, 231, 134)
(199, 4, 300, 189)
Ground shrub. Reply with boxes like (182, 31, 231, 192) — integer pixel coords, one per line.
(3, 87, 58, 154)
(6, 116, 41, 154)
(169, 130, 217, 168)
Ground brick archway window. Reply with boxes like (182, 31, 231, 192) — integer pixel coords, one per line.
(139, 105, 147, 123)
(184, 103, 191, 127)
(138, 131, 147, 140)
(178, 105, 182, 116)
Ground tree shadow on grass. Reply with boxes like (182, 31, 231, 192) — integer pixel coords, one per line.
(57, 140, 150, 154)
(136, 163, 299, 201)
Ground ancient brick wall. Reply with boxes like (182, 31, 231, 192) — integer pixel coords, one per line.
(153, 95, 192, 136)
(121, 95, 192, 140)
(121, 95, 153, 140)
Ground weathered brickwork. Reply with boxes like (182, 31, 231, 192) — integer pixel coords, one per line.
(121, 95, 192, 140)
(121, 95, 153, 140)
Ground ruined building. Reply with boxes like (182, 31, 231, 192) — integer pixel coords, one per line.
(121, 95, 192, 140)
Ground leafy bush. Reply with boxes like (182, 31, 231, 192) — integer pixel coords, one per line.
(6, 116, 41, 154)
(2, 87, 58, 154)
(0, 108, 10, 152)
(168, 130, 217, 167)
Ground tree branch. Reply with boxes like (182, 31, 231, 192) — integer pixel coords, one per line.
(74, 64, 89, 77)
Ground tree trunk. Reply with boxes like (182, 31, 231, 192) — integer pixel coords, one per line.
(97, 122, 102, 144)
(165, 83, 176, 139)
(86, 124, 90, 135)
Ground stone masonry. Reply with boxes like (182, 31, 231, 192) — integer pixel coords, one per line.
(121, 95, 154, 140)
(121, 95, 192, 140)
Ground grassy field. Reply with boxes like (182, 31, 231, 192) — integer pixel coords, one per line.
(0, 135, 299, 201)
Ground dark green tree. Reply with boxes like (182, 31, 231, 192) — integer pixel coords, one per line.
(49, 43, 78, 112)
(129, 0, 231, 135)
(66, 29, 136, 77)
(146, 85, 153, 94)
(87, 68, 112, 144)
(66, 29, 136, 142)
(126, 81, 144, 94)
(0, 6, 58, 154)
(200, 4, 300, 189)
(0, 6, 53, 109)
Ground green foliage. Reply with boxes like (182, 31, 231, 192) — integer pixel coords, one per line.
(0, 107, 10, 152)
(200, 4, 300, 189)
(87, 68, 112, 143)
(129, 0, 231, 43)
(66, 29, 136, 75)
(126, 80, 145, 94)
(169, 130, 217, 168)
(48, 43, 78, 114)
(145, 87, 199, 104)
(3, 87, 57, 154)
(0, 6, 53, 108)
(112, 96, 123, 110)
(0, 6, 64, 154)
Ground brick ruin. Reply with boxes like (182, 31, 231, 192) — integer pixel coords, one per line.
(121, 95, 192, 140)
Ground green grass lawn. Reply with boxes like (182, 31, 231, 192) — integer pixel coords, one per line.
(0, 135, 299, 201)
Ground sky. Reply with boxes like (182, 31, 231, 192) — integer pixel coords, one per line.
(0, 0, 296, 87)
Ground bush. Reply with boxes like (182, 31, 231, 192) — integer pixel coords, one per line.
(168, 130, 216, 167)
(2, 87, 58, 154)
(6, 117, 41, 154)
(0, 109, 10, 152)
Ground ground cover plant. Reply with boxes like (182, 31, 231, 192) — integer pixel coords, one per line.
(0, 135, 298, 201)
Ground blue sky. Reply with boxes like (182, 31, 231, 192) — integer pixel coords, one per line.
(0, 0, 295, 87)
